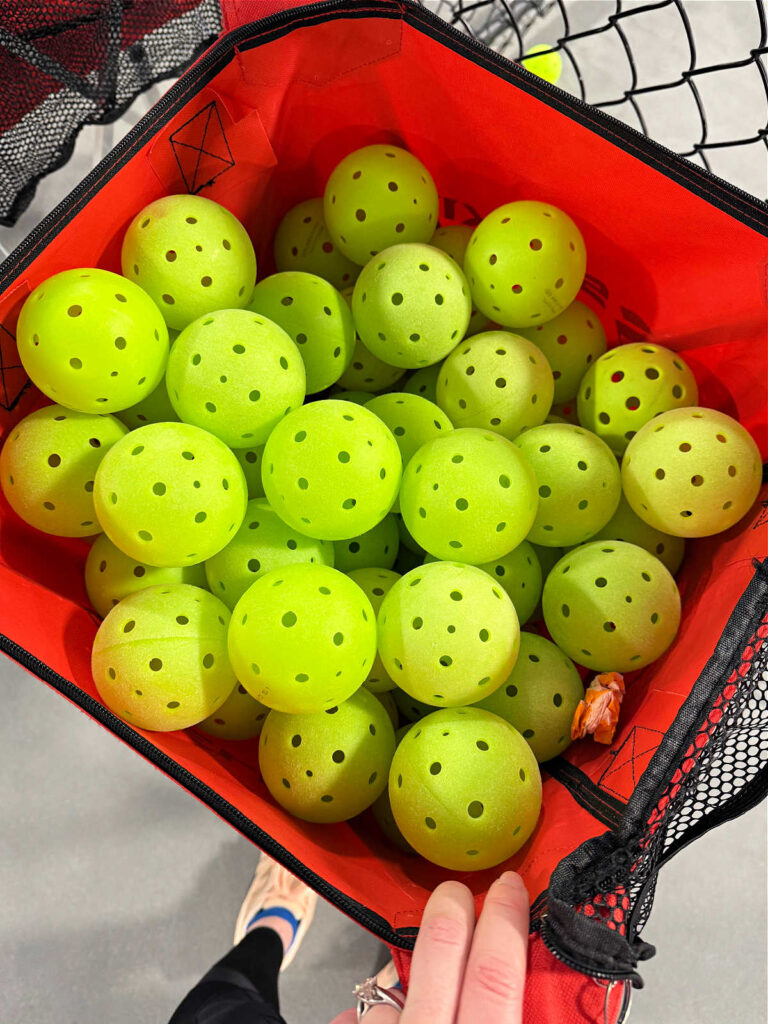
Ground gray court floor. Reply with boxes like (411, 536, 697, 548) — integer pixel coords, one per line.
(2, 3, 767, 1022)
(1, 657, 765, 1024)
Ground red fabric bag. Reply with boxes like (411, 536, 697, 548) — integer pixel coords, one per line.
(1, 3, 766, 1021)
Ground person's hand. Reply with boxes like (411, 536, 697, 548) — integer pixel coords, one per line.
(331, 871, 529, 1024)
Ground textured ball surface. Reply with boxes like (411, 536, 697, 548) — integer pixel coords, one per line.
(273, 197, 359, 290)
(378, 561, 520, 706)
(228, 563, 376, 713)
(521, 44, 563, 84)
(334, 514, 399, 573)
(116, 375, 179, 430)
(204, 498, 334, 610)
(233, 445, 266, 499)
(261, 400, 401, 541)
(1, 404, 127, 536)
(543, 541, 681, 672)
(578, 343, 698, 455)
(196, 682, 269, 741)
(464, 201, 586, 328)
(436, 330, 554, 439)
(476, 541, 543, 626)
(17, 268, 168, 414)
(121, 194, 256, 330)
(514, 423, 621, 546)
(389, 707, 541, 870)
(258, 688, 396, 823)
(166, 309, 305, 447)
(93, 421, 247, 566)
(475, 632, 584, 761)
(323, 145, 438, 265)
(587, 493, 685, 575)
(399, 428, 538, 563)
(352, 244, 471, 369)
(337, 337, 405, 393)
(248, 272, 354, 394)
(365, 393, 453, 469)
(91, 584, 235, 730)
(429, 225, 491, 337)
(621, 407, 762, 537)
(347, 567, 401, 693)
(516, 301, 607, 403)
(85, 533, 207, 617)
(403, 363, 441, 404)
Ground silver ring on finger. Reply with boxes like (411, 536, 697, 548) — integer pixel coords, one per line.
(354, 977, 406, 1020)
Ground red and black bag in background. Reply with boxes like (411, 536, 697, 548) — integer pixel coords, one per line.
(0, 3, 766, 1022)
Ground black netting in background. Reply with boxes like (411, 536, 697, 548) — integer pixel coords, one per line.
(0, 1, 221, 226)
(422, 0, 768, 202)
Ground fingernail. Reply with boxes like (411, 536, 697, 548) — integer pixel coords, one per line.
(498, 871, 525, 889)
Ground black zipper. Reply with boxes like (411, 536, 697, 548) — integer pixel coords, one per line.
(0, 630, 414, 949)
(1, 0, 766, 972)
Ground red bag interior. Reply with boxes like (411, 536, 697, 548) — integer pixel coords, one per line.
(1, 3, 766, 946)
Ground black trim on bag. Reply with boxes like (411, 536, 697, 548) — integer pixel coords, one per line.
(546, 758, 627, 830)
(1, 0, 767, 970)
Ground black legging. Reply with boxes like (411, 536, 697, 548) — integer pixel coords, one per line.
(170, 927, 287, 1024)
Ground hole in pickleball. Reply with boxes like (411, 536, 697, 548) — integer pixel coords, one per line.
(434, 294, 444, 305)
(425, 816, 436, 830)
(390, 292, 403, 305)
(439, 655, 453, 667)
(194, 511, 207, 523)
(298, 478, 309, 489)
(603, 621, 616, 632)
(167, 701, 180, 709)
(332, 749, 345, 763)
(202, 653, 214, 668)
(468, 801, 484, 818)
(342, 498, 356, 509)
(450, 591, 462, 602)
(598, 411, 610, 424)
(138, 530, 152, 541)
(672, 385, 683, 398)
(538, 485, 551, 498)
(282, 611, 297, 627)
(333, 632, 344, 646)
(338, 451, 350, 463)
(561, 604, 570, 617)
(149, 658, 162, 671)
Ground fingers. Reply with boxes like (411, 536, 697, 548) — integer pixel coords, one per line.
(328, 1011, 358, 1024)
(401, 880, 475, 1024)
(456, 871, 529, 1024)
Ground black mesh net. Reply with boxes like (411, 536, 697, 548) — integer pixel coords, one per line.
(0, 0, 221, 226)
(421, 0, 768, 201)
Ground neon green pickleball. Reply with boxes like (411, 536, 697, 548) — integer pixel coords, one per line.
(337, 338, 406, 393)
(121, 195, 256, 330)
(430, 225, 492, 337)
(273, 197, 360, 289)
(204, 498, 334, 610)
(259, 688, 396, 823)
(17, 268, 168, 414)
(116, 375, 179, 430)
(543, 541, 681, 672)
(477, 541, 543, 626)
(437, 330, 554, 439)
(0, 404, 127, 536)
(517, 301, 607, 403)
(578, 343, 699, 455)
(248, 272, 354, 394)
(331, 390, 375, 406)
(378, 561, 520, 707)
(372, 785, 415, 853)
(424, 540, 542, 625)
(465, 201, 587, 328)
(587, 493, 685, 575)
(166, 309, 305, 448)
(400, 428, 538, 564)
(334, 514, 399, 573)
(365, 393, 454, 467)
(389, 707, 541, 870)
(475, 633, 584, 761)
(352, 244, 471, 369)
(323, 145, 438, 265)
(622, 407, 762, 537)
(348, 567, 401, 693)
(233, 445, 266, 499)
(548, 399, 581, 425)
(402, 363, 441, 404)
(85, 533, 207, 617)
(521, 44, 562, 84)
(393, 689, 437, 722)
(196, 682, 269, 741)
(531, 543, 564, 580)
(515, 423, 621, 546)
(228, 563, 376, 713)
(262, 400, 401, 541)
(91, 584, 236, 730)
(374, 689, 399, 727)
(366, 392, 453, 512)
(94, 422, 247, 566)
